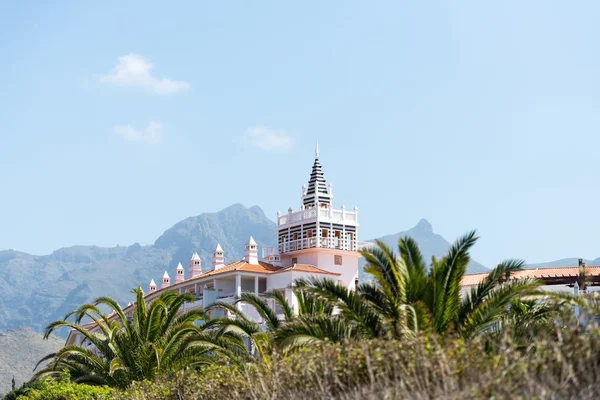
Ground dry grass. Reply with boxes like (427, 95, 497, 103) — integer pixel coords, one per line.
(116, 324, 600, 400)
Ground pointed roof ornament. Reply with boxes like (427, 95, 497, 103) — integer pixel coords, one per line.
(248, 236, 257, 245)
(215, 243, 224, 252)
(149, 279, 156, 287)
(301, 144, 331, 207)
(176, 262, 184, 270)
(191, 252, 201, 261)
(162, 271, 170, 279)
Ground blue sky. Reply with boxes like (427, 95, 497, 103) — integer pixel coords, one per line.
(1, 1, 599, 267)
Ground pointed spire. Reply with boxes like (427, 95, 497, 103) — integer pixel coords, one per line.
(245, 236, 258, 264)
(189, 252, 202, 278)
(149, 279, 156, 287)
(161, 271, 170, 289)
(175, 262, 185, 283)
(301, 145, 332, 208)
(149, 279, 157, 293)
(212, 243, 225, 270)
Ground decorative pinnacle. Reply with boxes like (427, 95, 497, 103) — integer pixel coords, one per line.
(315, 142, 319, 158)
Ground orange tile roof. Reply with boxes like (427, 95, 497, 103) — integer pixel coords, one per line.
(271, 264, 341, 276)
(66, 260, 338, 334)
(187, 260, 281, 280)
(460, 266, 600, 287)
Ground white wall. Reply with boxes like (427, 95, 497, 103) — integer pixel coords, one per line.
(279, 250, 359, 290)
(241, 277, 255, 292)
(267, 273, 292, 292)
(217, 277, 236, 295)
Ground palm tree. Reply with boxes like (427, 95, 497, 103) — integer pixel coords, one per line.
(275, 231, 541, 346)
(35, 287, 243, 388)
(206, 288, 338, 354)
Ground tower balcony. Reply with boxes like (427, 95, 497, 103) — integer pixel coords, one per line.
(277, 206, 358, 227)
(262, 238, 372, 258)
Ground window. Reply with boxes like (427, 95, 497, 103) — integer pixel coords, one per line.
(292, 257, 298, 265)
(334, 255, 342, 265)
(307, 229, 313, 238)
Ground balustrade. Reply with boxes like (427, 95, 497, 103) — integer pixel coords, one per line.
(277, 207, 358, 226)
(262, 239, 372, 258)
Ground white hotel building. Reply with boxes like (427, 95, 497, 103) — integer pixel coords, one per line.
(66, 146, 368, 345)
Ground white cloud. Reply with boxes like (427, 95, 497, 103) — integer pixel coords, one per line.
(246, 126, 293, 151)
(113, 121, 164, 145)
(99, 54, 190, 95)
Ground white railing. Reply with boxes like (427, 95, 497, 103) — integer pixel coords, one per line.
(182, 299, 204, 311)
(278, 207, 358, 226)
(263, 238, 373, 258)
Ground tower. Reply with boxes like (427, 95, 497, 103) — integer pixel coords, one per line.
(244, 236, 258, 264)
(174, 262, 185, 284)
(161, 271, 170, 289)
(148, 279, 157, 293)
(301, 142, 333, 208)
(262, 144, 361, 290)
(212, 243, 225, 270)
(189, 253, 202, 278)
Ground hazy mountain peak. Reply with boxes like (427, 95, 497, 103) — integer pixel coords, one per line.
(249, 205, 268, 219)
(411, 218, 433, 234)
(365, 218, 487, 275)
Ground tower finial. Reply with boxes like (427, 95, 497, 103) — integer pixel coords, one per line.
(315, 142, 319, 158)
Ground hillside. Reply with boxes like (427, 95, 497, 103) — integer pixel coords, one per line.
(0, 327, 62, 396)
(0, 204, 276, 337)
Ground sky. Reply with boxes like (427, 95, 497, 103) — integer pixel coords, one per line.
(0, 1, 599, 267)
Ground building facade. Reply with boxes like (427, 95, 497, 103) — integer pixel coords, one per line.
(66, 146, 367, 346)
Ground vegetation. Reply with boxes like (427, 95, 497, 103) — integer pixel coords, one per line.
(34, 288, 246, 388)
(11, 231, 598, 399)
(5, 370, 113, 400)
(113, 325, 600, 400)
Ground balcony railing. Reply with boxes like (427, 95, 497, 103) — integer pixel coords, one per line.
(182, 298, 204, 311)
(262, 238, 373, 258)
(278, 207, 358, 226)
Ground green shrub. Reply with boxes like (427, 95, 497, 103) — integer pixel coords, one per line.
(2, 381, 44, 400)
(14, 370, 114, 400)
